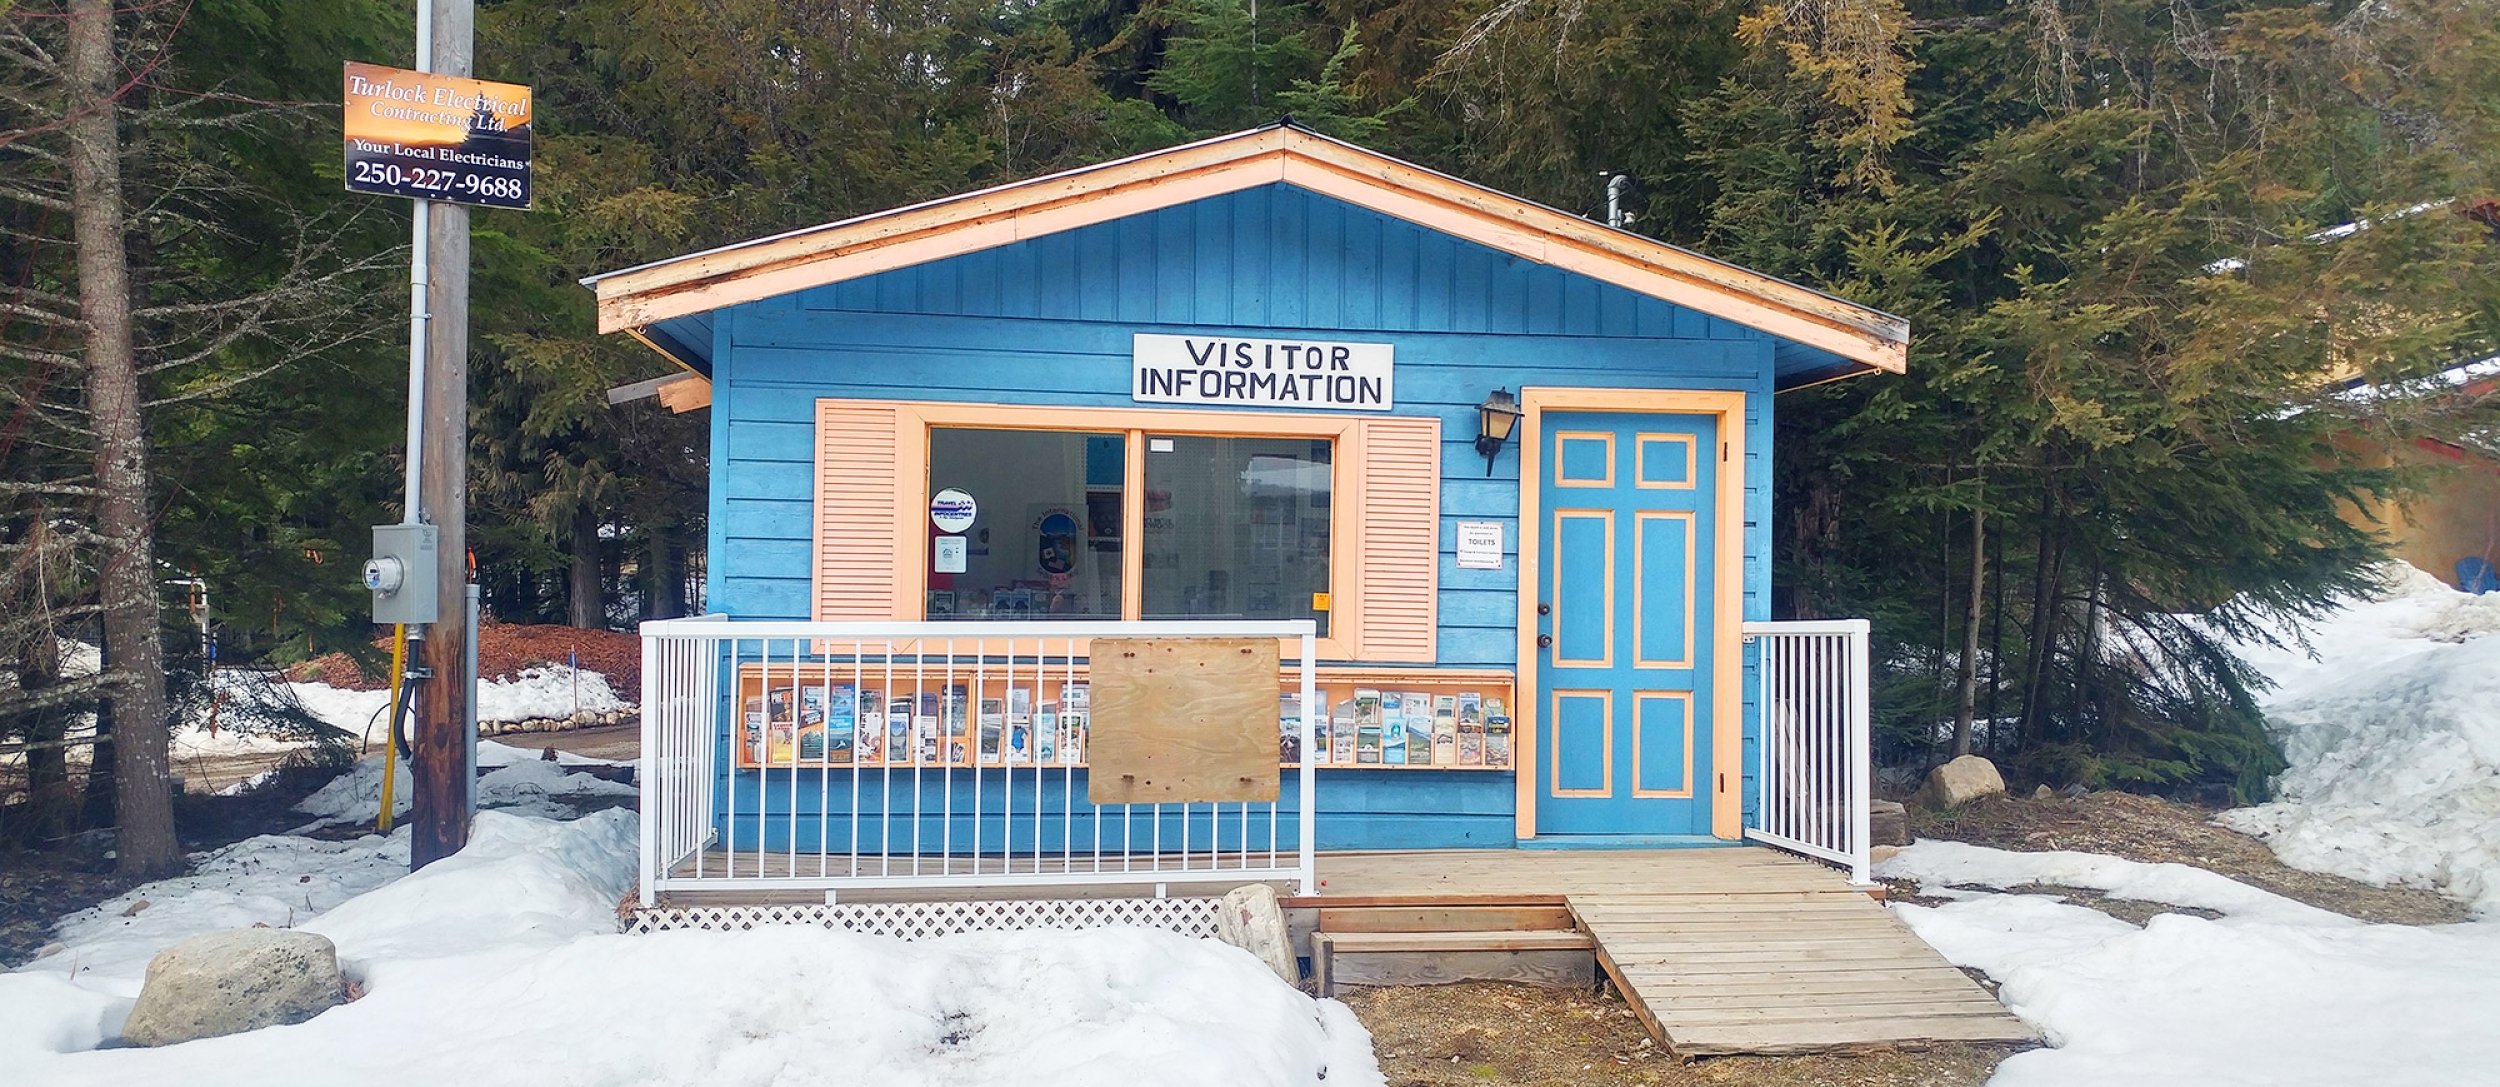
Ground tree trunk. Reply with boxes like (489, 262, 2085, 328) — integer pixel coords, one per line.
(66, 0, 180, 875)
(1951, 503, 1985, 757)
(644, 524, 682, 620)
(569, 503, 601, 629)
(17, 629, 77, 839)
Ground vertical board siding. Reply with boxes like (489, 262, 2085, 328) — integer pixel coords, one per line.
(1356, 416, 1442, 662)
(812, 401, 905, 621)
(704, 181, 1794, 838)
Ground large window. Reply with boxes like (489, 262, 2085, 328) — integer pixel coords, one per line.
(926, 428, 1124, 620)
(923, 426, 1334, 634)
(1142, 435, 1332, 635)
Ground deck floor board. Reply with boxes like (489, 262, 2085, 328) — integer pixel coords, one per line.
(1315, 848, 2037, 1057)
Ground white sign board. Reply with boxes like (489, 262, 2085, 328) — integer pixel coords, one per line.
(929, 488, 978, 533)
(1455, 521, 1505, 570)
(932, 535, 968, 574)
(1133, 333, 1393, 411)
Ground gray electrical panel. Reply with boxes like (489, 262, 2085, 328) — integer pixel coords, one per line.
(367, 523, 439, 625)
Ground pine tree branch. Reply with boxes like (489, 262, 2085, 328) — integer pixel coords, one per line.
(0, 182, 72, 211)
(0, 299, 84, 328)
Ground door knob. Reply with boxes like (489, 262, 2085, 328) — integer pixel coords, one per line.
(1537, 634, 1553, 648)
(1536, 603, 1552, 616)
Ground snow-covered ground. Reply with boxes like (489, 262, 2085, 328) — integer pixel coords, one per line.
(8, 746, 1380, 1086)
(2219, 564, 2500, 915)
(289, 739, 641, 829)
(1881, 842, 2500, 1086)
(281, 663, 631, 744)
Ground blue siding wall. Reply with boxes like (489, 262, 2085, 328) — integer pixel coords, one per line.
(701, 182, 1783, 847)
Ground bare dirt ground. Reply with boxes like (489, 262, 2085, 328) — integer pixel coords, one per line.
(1903, 790, 2470, 925)
(1343, 981, 2013, 1086)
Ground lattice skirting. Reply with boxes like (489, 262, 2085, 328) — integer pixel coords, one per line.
(623, 896, 1225, 940)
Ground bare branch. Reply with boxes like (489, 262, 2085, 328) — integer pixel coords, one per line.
(0, 299, 85, 328)
(0, 182, 72, 211)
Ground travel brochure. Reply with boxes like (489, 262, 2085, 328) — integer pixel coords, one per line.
(739, 679, 1087, 768)
(1277, 687, 1510, 769)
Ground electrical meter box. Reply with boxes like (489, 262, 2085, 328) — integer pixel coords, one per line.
(367, 523, 439, 625)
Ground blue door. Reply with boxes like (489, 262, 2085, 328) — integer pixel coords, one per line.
(1535, 410, 1717, 836)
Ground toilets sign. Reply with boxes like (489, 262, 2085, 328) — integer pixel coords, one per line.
(1133, 333, 1393, 411)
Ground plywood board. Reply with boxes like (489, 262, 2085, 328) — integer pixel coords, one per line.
(1087, 637, 1281, 804)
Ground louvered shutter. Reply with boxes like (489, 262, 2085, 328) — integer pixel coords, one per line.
(1353, 416, 1441, 662)
(814, 400, 907, 620)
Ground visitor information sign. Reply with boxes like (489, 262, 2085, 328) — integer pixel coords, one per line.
(1133, 333, 1393, 411)
(343, 62, 533, 210)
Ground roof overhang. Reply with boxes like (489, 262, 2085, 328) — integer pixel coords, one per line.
(585, 124, 1909, 379)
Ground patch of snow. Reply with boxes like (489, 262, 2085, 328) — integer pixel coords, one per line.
(2218, 563, 2500, 914)
(1892, 868, 2500, 1085)
(279, 664, 624, 743)
(290, 740, 635, 830)
(11, 807, 1380, 1087)
(16, 832, 409, 995)
(1877, 840, 2353, 927)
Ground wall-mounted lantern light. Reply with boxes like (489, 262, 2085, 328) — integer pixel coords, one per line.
(1475, 388, 1521, 477)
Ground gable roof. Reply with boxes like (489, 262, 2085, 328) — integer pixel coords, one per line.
(584, 123, 1909, 379)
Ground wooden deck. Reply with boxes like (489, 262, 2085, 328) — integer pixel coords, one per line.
(657, 845, 2034, 1056)
(1304, 848, 2037, 1057)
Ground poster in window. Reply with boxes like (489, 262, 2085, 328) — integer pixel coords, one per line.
(1036, 510, 1079, 575)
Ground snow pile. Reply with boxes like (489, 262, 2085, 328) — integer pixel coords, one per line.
(291, 740, 636, 829)
(1881, 839, 2352, 927)
(2219, 563, 2500, 914)
(10, 806, 1379, 1087)
(18, 831, 410, 990)
(1880, 842, 2500, 1086)
(282, 665, 626, 742)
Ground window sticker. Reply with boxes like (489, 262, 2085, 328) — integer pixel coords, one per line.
(933, 534, 968, 574)
(930, 488, 978, 533)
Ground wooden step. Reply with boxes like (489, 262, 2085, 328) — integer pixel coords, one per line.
(1317, 904, 1577, 934)
(1310, 929, 1598, 996)
(1321, 929, 1595, 953)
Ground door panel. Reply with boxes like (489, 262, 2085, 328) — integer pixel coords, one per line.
(1535, 409, 1718, 836)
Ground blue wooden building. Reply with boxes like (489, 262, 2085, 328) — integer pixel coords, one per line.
(590, 124, 1904, 858)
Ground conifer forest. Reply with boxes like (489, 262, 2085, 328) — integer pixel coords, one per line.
(5, 0, 2498, 859)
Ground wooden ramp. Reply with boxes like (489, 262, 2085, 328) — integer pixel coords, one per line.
(1308, 848, 2037, 1057)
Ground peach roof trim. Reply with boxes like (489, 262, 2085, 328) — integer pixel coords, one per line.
(585, 125, 1908, 374)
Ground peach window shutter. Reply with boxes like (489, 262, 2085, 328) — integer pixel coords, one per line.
(1353, 416, 1441, 662)
(814, 400, 907, 621)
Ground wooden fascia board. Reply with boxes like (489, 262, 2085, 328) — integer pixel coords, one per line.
(594, 127, 1910, 372)
(1277, 140, 1907, 372)
(594, 130, 1293, 333)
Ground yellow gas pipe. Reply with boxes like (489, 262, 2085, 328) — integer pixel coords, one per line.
(379, 624, 407, 832)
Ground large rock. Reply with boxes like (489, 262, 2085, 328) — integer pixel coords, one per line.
(121, 929, 342, 1046)
(1912, 755, 2007, 810)
(1215, 883, 1298, 986)
(1868, 799, 1910, 846)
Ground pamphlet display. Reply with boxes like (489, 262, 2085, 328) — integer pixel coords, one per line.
(735, 663, 1513, 772)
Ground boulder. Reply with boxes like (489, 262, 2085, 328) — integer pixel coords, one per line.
(1868, 799, 1910, 846)
(2033, 784, 2055, 801)
(121, 929, 342, 1047)
(1215, 883, 1298, 986)
(1912, 755, 2007, 810)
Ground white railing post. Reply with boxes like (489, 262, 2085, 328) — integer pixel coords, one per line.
(1297, 631, 1317, 895)
(1845, 618, 1872, 885)
(637, 624, 660, 907)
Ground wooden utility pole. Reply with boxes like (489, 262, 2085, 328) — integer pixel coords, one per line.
(411, 0, 475, 868)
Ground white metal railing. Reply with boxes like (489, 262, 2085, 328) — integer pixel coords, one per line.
(637, 618, 1319, 906)
(1743, 619, 1873, 884)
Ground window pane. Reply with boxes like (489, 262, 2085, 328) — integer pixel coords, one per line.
(1141, 435, 1331, 635)
(926, 428, 1124, 620)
